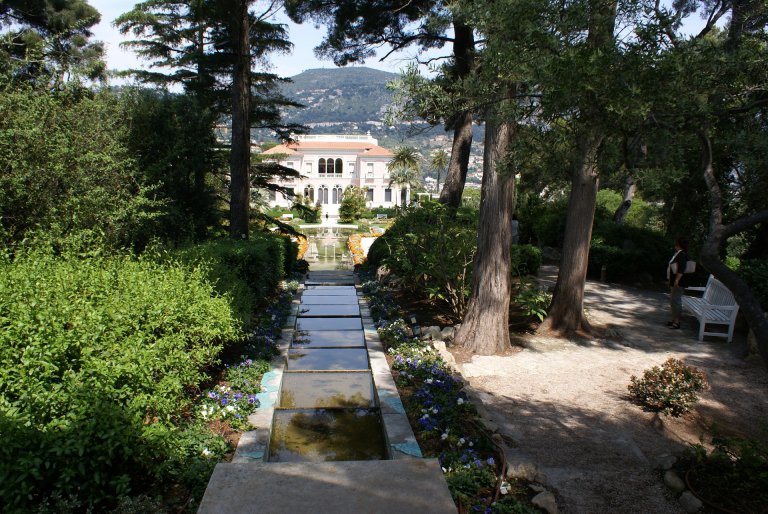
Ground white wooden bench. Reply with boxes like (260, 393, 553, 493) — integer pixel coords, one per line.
(682, 275, 740, 342)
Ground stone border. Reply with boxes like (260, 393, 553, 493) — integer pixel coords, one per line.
(358, 283, 423, 459)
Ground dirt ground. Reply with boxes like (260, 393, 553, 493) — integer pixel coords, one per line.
(452, 267, 768, 513)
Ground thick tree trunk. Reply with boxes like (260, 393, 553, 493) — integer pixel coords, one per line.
(229, 1, 251, 239)
(539, 127, 603, 335)
(697, 130, 768, 367)
(439, 21, 475, 211)
(453, 105, 516, 355)
(538, 0, 615, 335)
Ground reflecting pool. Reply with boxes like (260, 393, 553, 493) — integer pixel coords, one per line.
(301, 227, 357, 270)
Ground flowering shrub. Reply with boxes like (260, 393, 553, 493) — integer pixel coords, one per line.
(296, 236, 309, 260)
(348, 233, 382, 266)
(628, 358, 708, 416)
(199, 357, 271, 429)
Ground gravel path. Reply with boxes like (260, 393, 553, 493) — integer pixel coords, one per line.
(457, 268, 768, 513)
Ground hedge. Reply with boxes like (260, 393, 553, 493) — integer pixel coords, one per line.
(0, 252, 241, 510)
(170, 235, 295, 328)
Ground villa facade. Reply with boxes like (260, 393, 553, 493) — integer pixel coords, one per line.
(261, 134, 407, 217)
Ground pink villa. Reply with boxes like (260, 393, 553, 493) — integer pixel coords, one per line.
(260, 134, 409, 218)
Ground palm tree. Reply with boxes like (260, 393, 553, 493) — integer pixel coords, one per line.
(429, 149, 449, 195)
(387, 146, 422, 206)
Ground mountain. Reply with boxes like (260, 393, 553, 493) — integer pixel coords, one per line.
(280, 67, 397, 125)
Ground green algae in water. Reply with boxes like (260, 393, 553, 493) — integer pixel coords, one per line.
(279, 372, 375, 409)
(268, 408, 388, 462)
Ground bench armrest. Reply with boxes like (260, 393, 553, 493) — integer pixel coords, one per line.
(685, 286, 706, 292)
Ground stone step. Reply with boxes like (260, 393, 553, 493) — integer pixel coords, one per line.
(198, 459, 456, 514)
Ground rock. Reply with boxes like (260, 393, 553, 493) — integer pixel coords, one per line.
(654, 454, 677, 471)
(431, 341, 458, 371)
(531, 491, 558, 514)
(663, 470, 686, 493)
(504, 447, 547, 483)
(480, 418, 499, 433)
(679, 491, 703, 513)
(440, 326, 455, 340)
(529, 484, 546, 493)
(422, 325, 443, 340)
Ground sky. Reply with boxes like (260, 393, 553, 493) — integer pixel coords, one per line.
(88, 0, 436, 81)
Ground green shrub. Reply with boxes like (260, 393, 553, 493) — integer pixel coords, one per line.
(511, 244, 543, 276)
(588, 220, 671, 282)
(170, 235, 289, 328)
(739, 258, 768, 311)
(596, 189, 663, 230)
(679, 435, 768, 513)
(627, 358, 708, 416)
(338, 186, 367, 223)
(0, 86, 164, 251)
(0, 252, 240, 510)
(512, 280, 551, 322)
(366, 204, 477, 319)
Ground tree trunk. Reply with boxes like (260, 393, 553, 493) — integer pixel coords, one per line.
(229, 0, 251, 239)
(539, 126, 603, 335)
(697, 129, 768, 367)
(612, 175, 636, 223)
(538, 0, 615, 335)
(439, 21, 475, 211)
(453, 103, 516, 355)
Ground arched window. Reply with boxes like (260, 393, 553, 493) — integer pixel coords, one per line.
(332, 185, 343, 204)
(304, 186, 314, 202)
(335, 158, 343, 175)
(319, 186, 329, 204)
(318, 158, 326, 175)
(326, 158, 334, 175)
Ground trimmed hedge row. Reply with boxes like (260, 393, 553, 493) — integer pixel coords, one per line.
(170, 235, 296, 328)
(0, 235, 295, 511)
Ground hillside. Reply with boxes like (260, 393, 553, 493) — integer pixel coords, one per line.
(280, 67, 397, 124)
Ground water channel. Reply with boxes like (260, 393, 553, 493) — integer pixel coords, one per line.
(267, 254, 390, 462)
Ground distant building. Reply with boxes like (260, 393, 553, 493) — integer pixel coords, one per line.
(261, 134, 408, 217)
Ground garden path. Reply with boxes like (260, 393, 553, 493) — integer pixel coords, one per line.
(459, 267, 768, 513)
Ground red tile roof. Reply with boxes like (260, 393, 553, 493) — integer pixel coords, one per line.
(261, 141, 393, 157)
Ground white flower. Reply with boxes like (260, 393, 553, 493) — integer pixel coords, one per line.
(432, 408, 439, 414)
(457, 398, 465, 405)
(226, 405, 235, 413)
(458, 438, 465, 446)
(441, 432, 449, 440)
(425, 378, 433, 384)
(202, 448, 212, 457)
(469, 441, 474, 447)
